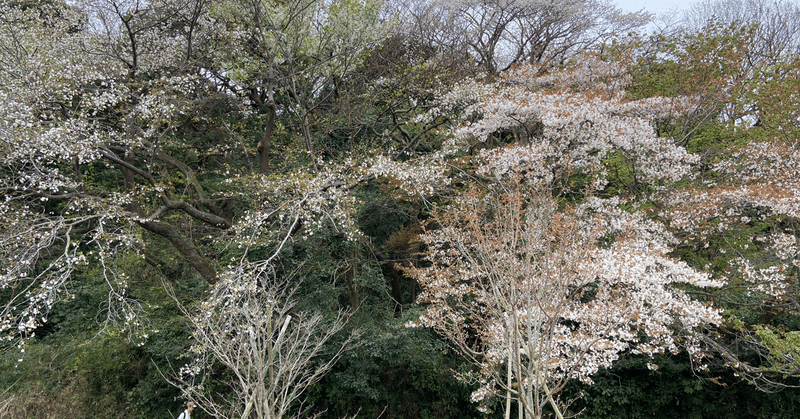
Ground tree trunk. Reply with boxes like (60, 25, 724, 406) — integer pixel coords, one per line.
(121, 151, 141, 215)
(300, 112, 318, 172)
(258, 101, 276, 174)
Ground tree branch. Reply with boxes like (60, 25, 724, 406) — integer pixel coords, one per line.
(136, 219, 218, 284)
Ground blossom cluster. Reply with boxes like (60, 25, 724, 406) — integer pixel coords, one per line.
(422, 58, 701, 191)
(0, 2, 207, 350)
(412, 185, 723, 410)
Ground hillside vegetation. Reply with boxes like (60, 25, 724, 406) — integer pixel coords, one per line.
(2, 0, 800, 418)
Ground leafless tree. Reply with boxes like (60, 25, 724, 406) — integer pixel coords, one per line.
(169, 264, 358, 419)
(389, 0, 650, 75)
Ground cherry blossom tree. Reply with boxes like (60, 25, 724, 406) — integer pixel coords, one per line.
(637, 16, 800, 388)
(0, 1, 466, 364)
(0, 0, 448, 353)
(0, 0, 156, 347)
(666, 139, 800, 391)
(405, 54, 725, 418)
(409, 178, 723, 418)
(419, 54, 702, 198)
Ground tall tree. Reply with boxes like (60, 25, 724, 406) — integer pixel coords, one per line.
(411, 0, 650, 75)
(683, 0, 800, 66)
(411, 167, 722, 419)
(408, 55, 723, 418)
(0, 0, 446, 351)
(206, 0, 385, 172)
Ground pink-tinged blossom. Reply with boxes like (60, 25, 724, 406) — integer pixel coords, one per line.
(411, 183, 722, 417)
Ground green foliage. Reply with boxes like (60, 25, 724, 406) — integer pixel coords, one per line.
(599, 149, 641, 198)
(307, 311, 491, 419)
(629, 20, 755, 101)
(357, 186, 418, 247)
(566, 354, 800, 419)
(737, 56, 800, 143)
(0, 246, 203, 419)
(682, 122, 740, 155)
(753, 326, 800, 373)
(627, 19, 755, 150)
(4, 0, 800, 417)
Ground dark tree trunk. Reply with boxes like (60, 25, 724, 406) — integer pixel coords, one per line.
(258, 101, 276, 174)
